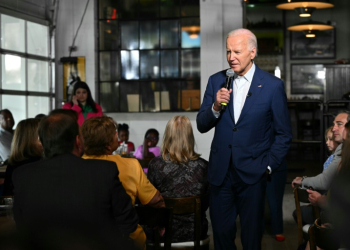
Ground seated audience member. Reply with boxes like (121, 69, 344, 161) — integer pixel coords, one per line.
(323, 126, 340, 171)
(3, 118, 43, 196)
(12, 113, 137, 249)
(34, 113, 47, 120)
(62, 81, 103, 126)
(118, 123, 135, 153)
(0, 109, 15, 164)
(147, 116, 209, 243)
(291, 111, 348, 226)
(81, 117, 164, 250)
(303, 123, 350, 250)
(329, 129, 350, 249)
(133, 128, 160, 159)
(49, 109, 78, 122)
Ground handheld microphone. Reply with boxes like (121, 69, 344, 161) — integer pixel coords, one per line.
(221, 69, 235, 111)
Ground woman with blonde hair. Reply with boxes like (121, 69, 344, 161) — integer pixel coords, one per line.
(147, 115, 209, 243)
(3, 118, 43, 195)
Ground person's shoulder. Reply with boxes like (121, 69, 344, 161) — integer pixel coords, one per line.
(149, 156, 165, 168)
(62, 102, 72, 109)
(255, 65, 283, 84)
(94, 103, 102, 110)
(209, 69, 227, 79)
(83, 157, 117, 168)
(198, 157, 209, 165)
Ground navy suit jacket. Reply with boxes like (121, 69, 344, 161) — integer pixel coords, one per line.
(197, 66, 292, 186)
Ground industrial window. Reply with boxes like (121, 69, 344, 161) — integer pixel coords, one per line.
(98, 0, 200, 112)
(0, 11, 54, 123)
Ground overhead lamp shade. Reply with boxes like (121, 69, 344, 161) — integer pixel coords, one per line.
(295, 7, 316, 17)
(288, 20, 333, 31)
(276, 1, 334, 10)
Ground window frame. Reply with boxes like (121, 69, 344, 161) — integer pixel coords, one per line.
(0, 7, 55, 118)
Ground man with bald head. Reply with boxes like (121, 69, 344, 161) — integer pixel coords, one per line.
(197, 28, 292, 249)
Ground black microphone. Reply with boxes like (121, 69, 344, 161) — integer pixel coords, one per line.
(221, 69, 234, 111)
(247, 92, 252, 97)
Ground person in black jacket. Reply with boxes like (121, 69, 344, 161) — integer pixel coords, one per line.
(12, 112, 138, 249)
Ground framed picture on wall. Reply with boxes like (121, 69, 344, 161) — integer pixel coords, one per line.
(291, 64, 325, 94)
(290, 29, 335, 59)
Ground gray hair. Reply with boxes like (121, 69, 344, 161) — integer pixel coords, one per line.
(336, 110, 350, 122)
(227, 28, 258, 53)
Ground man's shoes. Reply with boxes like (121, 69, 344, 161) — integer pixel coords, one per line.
(275, 234, 285, 241)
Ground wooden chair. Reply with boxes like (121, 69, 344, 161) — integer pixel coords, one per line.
(308, 217, 339, 250)
(135, 206, 173, 250)
(294, 187, 320, 245)
(163, 194, 210, 250)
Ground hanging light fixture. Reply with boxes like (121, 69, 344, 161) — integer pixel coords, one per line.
(276, 1, 334, 17)
(288, 20, 333, 38)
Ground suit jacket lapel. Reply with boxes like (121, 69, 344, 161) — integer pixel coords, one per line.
(235, 67, 264, 125)
(228, 80, 235, 124)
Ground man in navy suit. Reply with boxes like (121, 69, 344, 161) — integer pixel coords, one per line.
(196, 28, 292, 250)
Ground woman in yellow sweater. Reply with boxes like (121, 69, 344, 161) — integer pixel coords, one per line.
(80, 116, 164, 250)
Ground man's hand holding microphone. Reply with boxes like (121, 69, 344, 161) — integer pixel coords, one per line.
(213, 69, 234, 112)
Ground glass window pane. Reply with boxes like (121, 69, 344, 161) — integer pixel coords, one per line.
(100, 82, 120, 112)
(140, 82, 159, 112)
(120, 21, 138, 50)
(2, 95, 26, 127)
(140, 21, 159, 49)
(1, 55, 26, 91)
(161, 0, 180, 18)
(99, 0, 138, 19)
(120, 82, 139, 112)
(161, 50, 178, 78)
(28, 96, 50, 118)
(160, 20, 179, 49)
(100, 52, 120, 81)
(28, 59, 49, 92)
(99, 20, 120, 50)
(181, 0, 199, 17)
(181, 18, 200, 48)
(161, 81, 182, 111)
(140, 51, 159, 79)
(121, 50, 139, 79)
(140, 0, 159, 19)
(181, 49, 200, 78)
(27, 21, 49, 57)
(1, 15, 25, 52)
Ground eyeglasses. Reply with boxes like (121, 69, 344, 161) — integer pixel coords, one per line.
(146, 136, 159, 141)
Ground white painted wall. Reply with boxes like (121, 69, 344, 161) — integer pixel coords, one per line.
(54, 0, 243, 161)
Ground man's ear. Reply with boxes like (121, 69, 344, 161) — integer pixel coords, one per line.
(250, 47, 257, 60)
(76, 135, 84, 154)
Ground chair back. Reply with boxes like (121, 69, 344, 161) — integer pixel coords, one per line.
(135, 206, 173, 250)
(308, 217, 339, 250)
(164, 194, 209, 250)
(294, 187, 320, 245)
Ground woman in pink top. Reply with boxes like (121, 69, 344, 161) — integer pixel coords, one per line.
(133, 128, 160, 159)
(63, 81, 103, 126)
